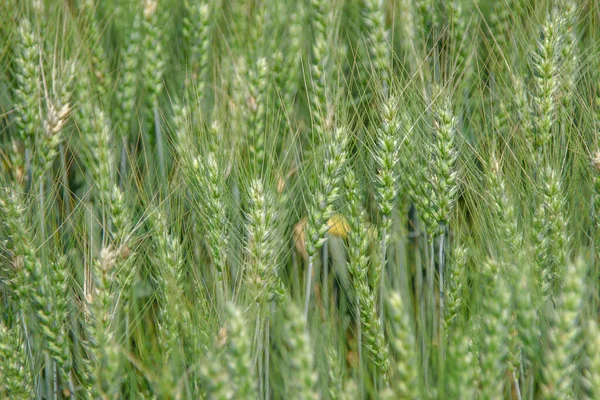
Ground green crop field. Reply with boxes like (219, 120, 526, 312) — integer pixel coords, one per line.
(1, 0, 600, 398)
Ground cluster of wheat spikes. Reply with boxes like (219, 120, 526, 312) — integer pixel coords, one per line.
(2, 0, 600, 398)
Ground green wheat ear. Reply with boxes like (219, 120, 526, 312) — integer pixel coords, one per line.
(224, 303, 257, 399)
(445, 245, 467, 328)
(0, 322, 34, 399)
(282, 303, 318, 400)
(583, 319, 600, 398)
(13, 17, 40, 156)
(446, 325, 477, 399)
(304, 124, 349, 317)
(532, 8, 561, 155)
(534, 167, 570, 301)
(345, 168, 390, 383)
(542, 257, 587, 399)
(478, 260, 511, 400)
(375, 95, 401, 234)
(246, 178, 284, 306)
(430, 94, 459, 236)
(387, 291, 420, 398)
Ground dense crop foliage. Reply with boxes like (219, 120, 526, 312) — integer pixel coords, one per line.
(1, 0, 600, 398)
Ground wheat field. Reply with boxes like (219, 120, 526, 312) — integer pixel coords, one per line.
(1, 0, 600, 398)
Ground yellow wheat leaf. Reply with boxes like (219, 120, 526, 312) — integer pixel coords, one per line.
(327, 213, 349, 239)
